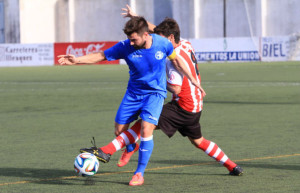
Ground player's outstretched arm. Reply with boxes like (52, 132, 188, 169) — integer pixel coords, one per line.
(58, 51, 106, 65)
(121, 4, 156, 32)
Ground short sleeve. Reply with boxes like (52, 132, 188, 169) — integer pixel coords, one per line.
(104, 41, 126, 61)
(166, 41, 176, 60)
(167, 50, 177, 60)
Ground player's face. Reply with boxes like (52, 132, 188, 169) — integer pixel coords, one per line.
(128, 32, 147, 49)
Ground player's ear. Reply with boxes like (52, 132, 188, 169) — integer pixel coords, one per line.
(141, 31, 149, 39)
(169, 34, 175, 42)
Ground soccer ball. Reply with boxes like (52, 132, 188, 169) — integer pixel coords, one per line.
(74, 153, 99, 176)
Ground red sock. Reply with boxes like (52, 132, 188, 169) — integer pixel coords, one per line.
(197, 138, 237, 171)
(100, 120, 141, 155)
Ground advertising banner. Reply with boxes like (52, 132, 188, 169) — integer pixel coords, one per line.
(0, 44, 53, 67)
(54, 42, 119, 65)
(260, 36, 289, 61)
(190, 37, 260, 62)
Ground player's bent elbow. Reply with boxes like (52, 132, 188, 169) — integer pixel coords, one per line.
(167, 84, 181, 95)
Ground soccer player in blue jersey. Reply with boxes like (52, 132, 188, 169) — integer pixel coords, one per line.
(58, 16, 200, 186)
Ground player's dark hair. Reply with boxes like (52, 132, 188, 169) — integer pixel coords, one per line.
(123, 16, 149, 36)
(154, 17, 180, 44)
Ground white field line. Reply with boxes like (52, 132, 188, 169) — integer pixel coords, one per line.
(204, 81, 300, 88)
(0, 81, 299, 92)
(0, 81, 120, 85)
(0, 82, 124, 92)
(0, 81, 299, 87)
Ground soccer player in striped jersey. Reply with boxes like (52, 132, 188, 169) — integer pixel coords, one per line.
(151, 18, 243, 176)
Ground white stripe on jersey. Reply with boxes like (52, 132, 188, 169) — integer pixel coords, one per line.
(176, 53, 200, 113)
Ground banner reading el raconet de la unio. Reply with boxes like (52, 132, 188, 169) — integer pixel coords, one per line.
(54, 42, 119, 65)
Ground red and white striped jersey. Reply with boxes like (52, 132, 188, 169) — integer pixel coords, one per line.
(166, 39, 203, 113)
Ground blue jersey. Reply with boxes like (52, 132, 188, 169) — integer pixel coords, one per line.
(104, 34, 174, 98)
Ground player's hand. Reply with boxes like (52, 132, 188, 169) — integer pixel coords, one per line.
(192, 82, 206, 97)
(199, 85, 206, 97)
(121, 4, 137, 18)
(192, 81, 201, 90)
(57, 54, 77, 65)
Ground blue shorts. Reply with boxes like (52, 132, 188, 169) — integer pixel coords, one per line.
(115, 90, 165, 125)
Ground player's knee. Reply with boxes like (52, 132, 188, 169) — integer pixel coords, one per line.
(114, 122, 129, 136)
(189, 136, 203, 147)
(141, 121, 156, 137)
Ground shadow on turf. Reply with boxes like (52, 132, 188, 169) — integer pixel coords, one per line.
(151, 160, 300, 172)
(150, 159, 212, 165)
(0, 168, 75, 179)
(0, 168, 128, 186)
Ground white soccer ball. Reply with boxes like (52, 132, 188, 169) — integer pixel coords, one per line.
(74, 153, 99, 176)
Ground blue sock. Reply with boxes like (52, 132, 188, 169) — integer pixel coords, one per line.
(135, 136, 154, 176)
(126, 143, 136, 153)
